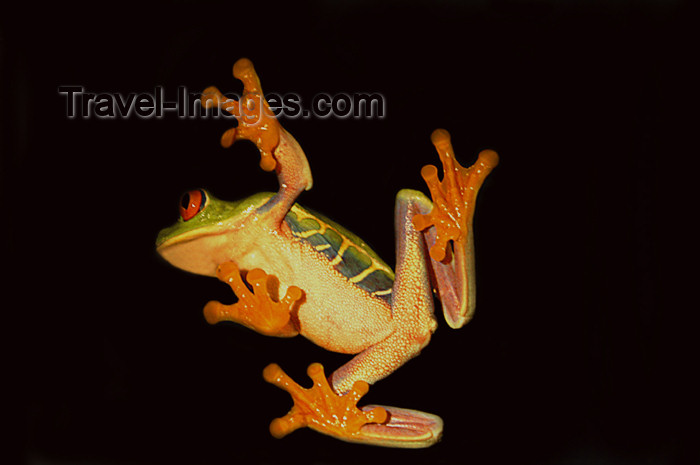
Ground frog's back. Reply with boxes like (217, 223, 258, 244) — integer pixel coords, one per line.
(284, 204, 395, 303)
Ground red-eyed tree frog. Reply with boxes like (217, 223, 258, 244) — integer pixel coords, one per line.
(156, 58, 498, 448)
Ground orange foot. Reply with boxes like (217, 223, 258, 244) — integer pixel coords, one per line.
(200, 58, 281, 172)
(412, 129, 499, 262)
(263, 363, 388, 442)
(203, 262, 302, 337)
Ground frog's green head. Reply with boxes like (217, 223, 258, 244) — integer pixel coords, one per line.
(156, 189, 272, 276)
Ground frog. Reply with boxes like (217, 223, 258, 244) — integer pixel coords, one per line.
(156, 58, 499, 448)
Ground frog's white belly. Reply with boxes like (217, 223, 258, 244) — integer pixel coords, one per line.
(234, 230, 395, 354)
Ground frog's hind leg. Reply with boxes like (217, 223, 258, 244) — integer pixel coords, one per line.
(259, 133, 494, 448)
(311, 154, 497, 446)
(263, 363, 443, 448)
(261, 190, 446, 447)
(287, 189, 447, 448)
(412, 129, 499, 328)
(321, 189, 440, 398)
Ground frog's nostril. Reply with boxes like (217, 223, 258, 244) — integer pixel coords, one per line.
(179, 189, 206, 221)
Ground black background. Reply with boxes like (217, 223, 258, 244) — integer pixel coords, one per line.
(3, 1, 692, 464)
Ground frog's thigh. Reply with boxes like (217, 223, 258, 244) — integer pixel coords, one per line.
(392, 189, 437, 322)
(329, 189, 438, 394)
(398, 189, 470, 328)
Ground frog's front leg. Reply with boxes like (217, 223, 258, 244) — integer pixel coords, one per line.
(201, 58, 313, 225)
(203, 262, 302, 338)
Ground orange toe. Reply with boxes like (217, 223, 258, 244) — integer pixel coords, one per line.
(413, 129, 498, 262)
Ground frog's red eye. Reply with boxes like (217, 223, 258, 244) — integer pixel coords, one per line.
(179, 189, 207, 221)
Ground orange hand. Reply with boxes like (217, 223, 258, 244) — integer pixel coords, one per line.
(203, 262, 301, 338)
(413, 129, 499, 262)
(200, 58, 281, 171)
(263, 363, 388, 440)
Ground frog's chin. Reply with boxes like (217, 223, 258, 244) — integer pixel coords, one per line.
(156, 233, 232, 277)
